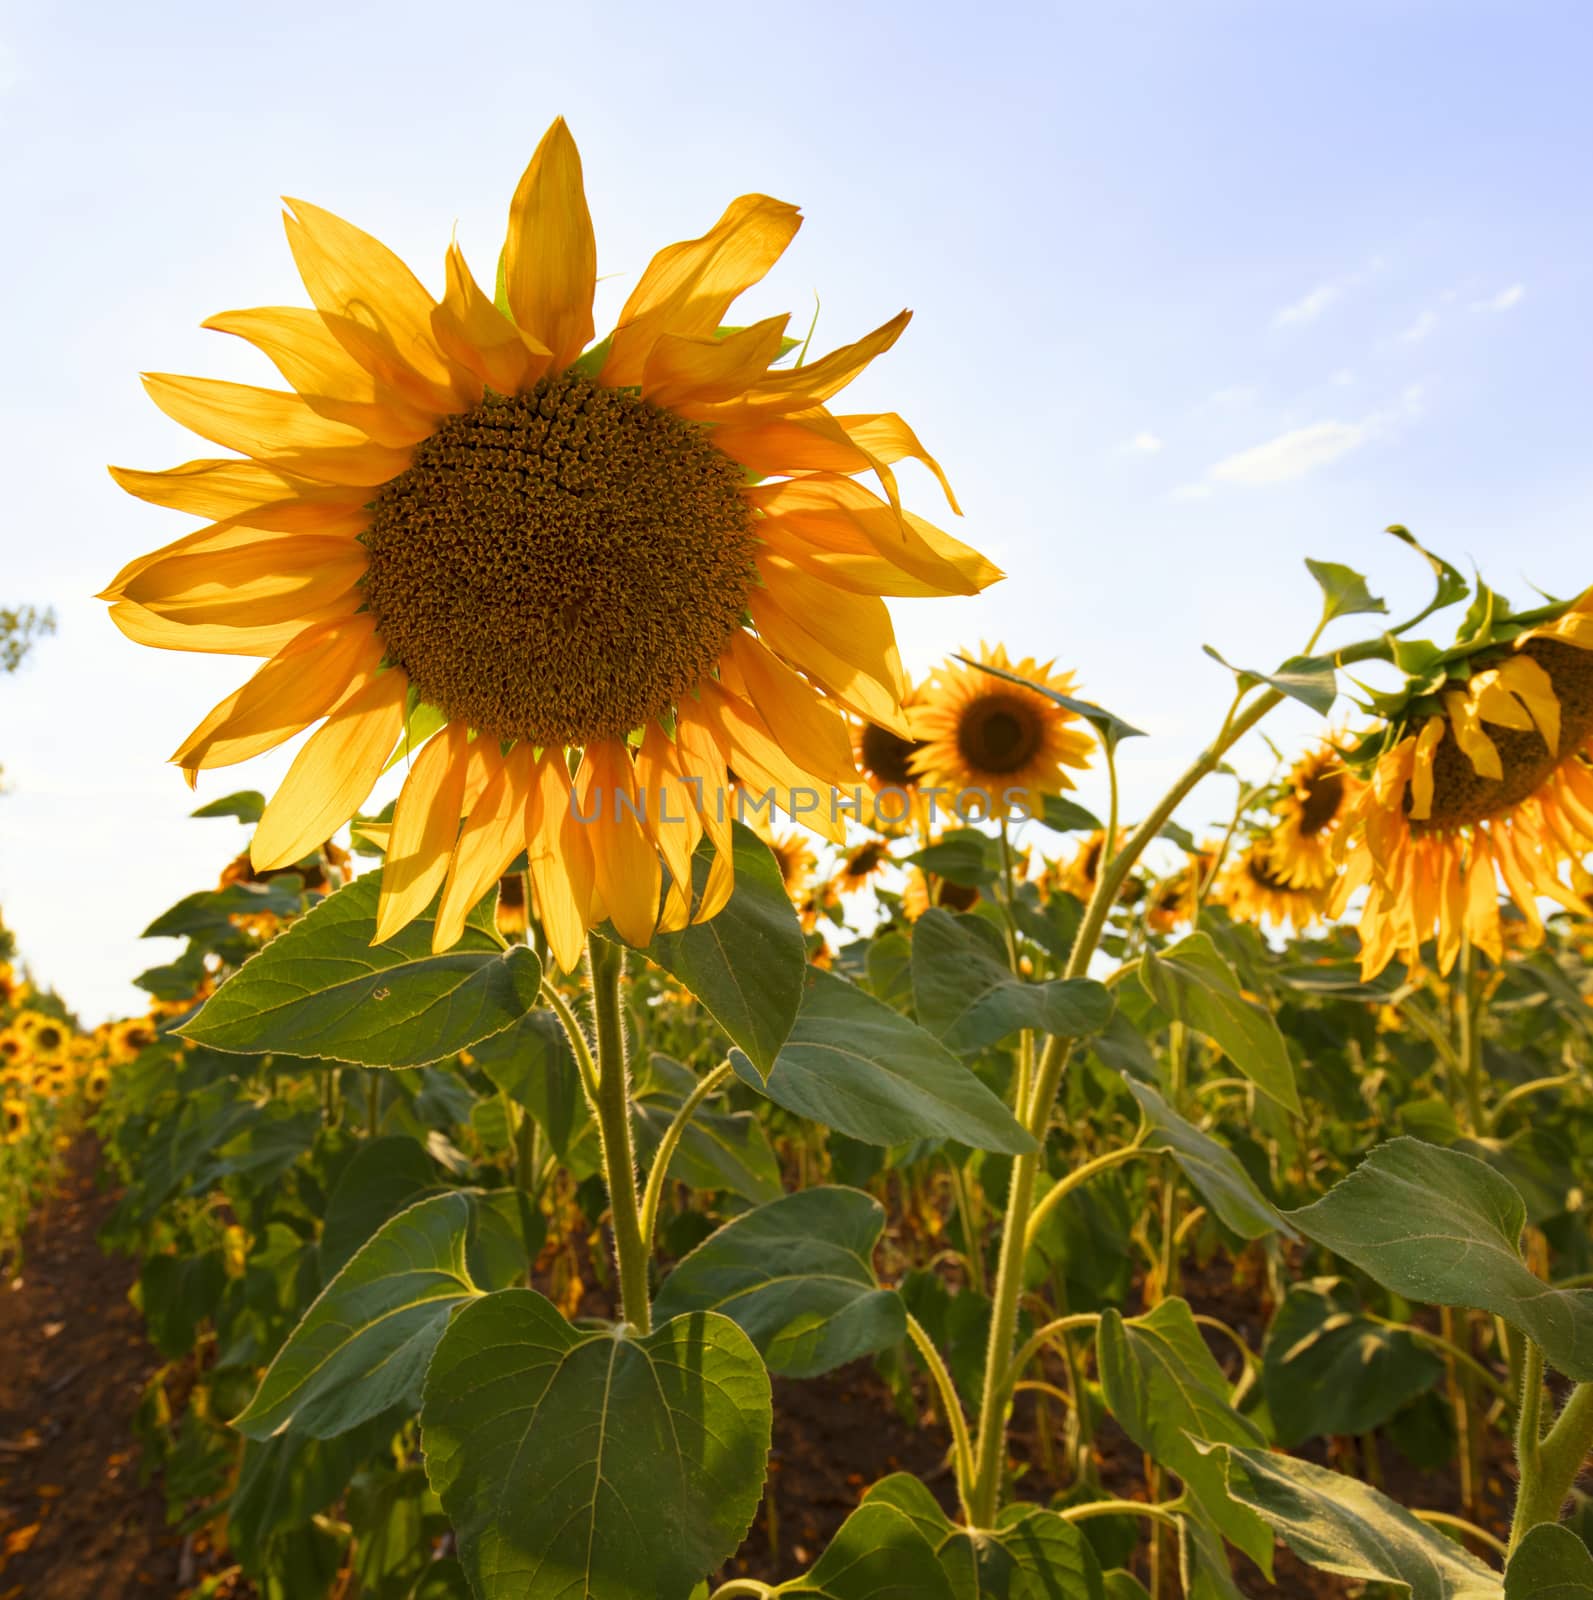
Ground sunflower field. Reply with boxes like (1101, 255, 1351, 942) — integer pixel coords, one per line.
(6, 115, 1593, 1600)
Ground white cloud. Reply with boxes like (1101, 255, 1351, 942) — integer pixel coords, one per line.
(1471, 283, 1526, 313)
(1122, 431, 1164, 454)
(1207, 420, 1372, 485)
(1398, 309, 1439, 343)
(1272, 282, 1341, 328)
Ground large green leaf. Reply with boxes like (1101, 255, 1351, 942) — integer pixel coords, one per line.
(1140, 933, 1300, 1114)
(733, 968, 1034, 1153)
(645, 823, 806, 1077)
(421, 1291, 771, 1600)
(1306, 558, 1388, 622)
(1126, 1080, 1290, 1240)
(144, 879, 307, 941)
(318, 1135, 444, 1280)
(1201, 645, 1337, 716)
(1209, 1443, 1501, 1600)
(784, 1500, 956, 1599)
(1287, 1137, 1593, 1379)
(1097, 1300, 1272, 1574)
(234, 1192, 491, 1440)
(654, 1187, 903, 1377)
(912, 909, 1112, 1055)
(180, 871, 542, 1067)
(864, 1474, 1105, 1598)
(1261, 1277, 1443, 1446)
(1505, 1525, 1593, 1599)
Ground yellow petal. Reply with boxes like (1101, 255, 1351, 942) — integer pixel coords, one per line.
(727, 631, 858, 789)
(1495, 654, 1561, 754)
(1463, 837, 1503, 964)
(376, 722, 471, 943)
(640, 315, 791, 412)
(283, 197, 465, 413)
(251, 670, 408, 871)
(172, 614, 382, 774)
(202, 306, 436, 446)
(108, 459, 370, 530)
(603, 193, 802, 387)
(504, 118, 596, 370)
(712, 409, 875, 479)
(526, 752, 597, 973)
(434, 744, 534, 952)
(574, 739, 661, 949)
(835, 411, 961, 515)
(674, 707, 738, 922)
(141, 374, 413, 487)
(123, 534, 368, 626)
(1443, 690, 1502, 780)
(101, 518, 363, 602)
(704, 311, 912, 417)
(108, 597, 357, 658)
(635, 722, 701, 899)
(1407, 716, 1445, 822)
(432, 241, 552, 399)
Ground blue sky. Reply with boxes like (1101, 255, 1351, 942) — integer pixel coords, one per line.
(3, 0, 1589, 1021)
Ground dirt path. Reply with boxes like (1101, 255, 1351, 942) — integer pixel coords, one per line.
(0, 1136, 185, 1599)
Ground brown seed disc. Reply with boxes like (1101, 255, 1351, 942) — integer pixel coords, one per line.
(955, 692, 1045, 775)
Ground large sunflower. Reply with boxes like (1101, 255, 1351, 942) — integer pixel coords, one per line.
(910, 645, 1093, 821)
(1336, 592, 1593, 976)
(103, 119, 1000, 970)
(1268, 740, 1358, 890)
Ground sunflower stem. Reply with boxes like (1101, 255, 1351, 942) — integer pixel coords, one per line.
(586, 934, 651, 1334)
(1457, 929, 1486, 1135)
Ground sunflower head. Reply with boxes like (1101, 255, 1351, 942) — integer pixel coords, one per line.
(103, 118, 1001, 971)
(1340, 588, 1593, 976)
(910, 645, 1093, 821)
(835, 837, 894, 895)
(752, 821, 818, 907)
(2, 1098, 27, 1140)
(17, 1012, 67, 1063)
(1216, 840, 1326, 933)
(1267, 740, 1359, 892)
(113, 1017, 159, 1061)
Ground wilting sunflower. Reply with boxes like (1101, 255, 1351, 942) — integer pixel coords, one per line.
(1268, 740, 1358, 891)
(103, 119, 1000, 971)
(1216, 839, 1326, 933)
(911, 645, 1093, 821)
(1336, 591, 1593, 976)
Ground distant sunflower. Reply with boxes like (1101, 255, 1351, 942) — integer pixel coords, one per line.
(103, 119, 1000, 970)
(1337, 592, 1593, 976)
(16, 1012, 67, 1064)
(753, 822, 817, 906)
(0, 1031, 23, 1068)
(1146, 845, 1219, 934)
(1269, 741, 1358, 890)
(495, 871, 530, 937)
(901, 867, 981, 920)
(2, 1098, 27, 1140)
(1217, 840, 1326, 933)
(911, 645, 1093, 821)
(112, 1018, 159, 1061)
(834, 837, 894, 895)
(852, 690, 929, 832)
(0, 964, 16, 1007)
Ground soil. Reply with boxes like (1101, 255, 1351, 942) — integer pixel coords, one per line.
(0, 1143, 1518, 1599)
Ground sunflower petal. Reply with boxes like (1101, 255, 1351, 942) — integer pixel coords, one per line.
(727, 631, 858, 788)
(525, 753, 596, 973)
(433, 241, 552, 399)
(1496, 654, 1561, 754)
(835, 411, 961, 515)
(705, 311, 913, 417)
(434, 744, 535, 952)
(1407, 716, 1446, 822)
(603, 193, 803, 386)
(573, 740, 661, 949)
(251, 669, 408, 871)
(504, 118, 596, 370)
(123, 535, 368, 626)
(108, 459, 371, 531)
(376, 722, 471, 944)
(1443, 690, 1502, 780)
(108, 598, 357, 657)
(640, 315, 790, 411)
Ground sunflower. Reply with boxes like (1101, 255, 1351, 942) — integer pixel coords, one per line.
(752, 820, 817, 907)
(901, 867, 981, 920)
(0, 963, 16, 1007)
(1336, 591, 1593, 977)
(1145, 845, 1219, 934)
(103, 119, 1000, 972)
(2, 1098, 27, 1140)
(112, 1017, 160, 1062)
(834, 837, 895, 895)
(494, 871, 530, 937)
(1216, 840, 1326, 933)
(910, 645, 1093, 821)
(1268, 741, 1358, 891)
(16, 1012, 67, 1064)
(852, 691, 930, 833)
(0, 1030, 23, 1068)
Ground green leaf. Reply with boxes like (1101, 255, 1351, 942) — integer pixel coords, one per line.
(906, 829, 998, 887)
(733, 968, 1035, 1153)
(912, 909, 1112, 1056)
(957, 654, 1146, 751)
(1040, 793, 1103, 834)
(1127, 1080, 1292, 1240)
(318, 1135, 443, 1280)
(863, 1474, 1105, 1598)
(1140, 933, 1300, 1114)
(1201, 645, 1338, 716)
(784, 1500, 956, 1599)
(1306, 559, 1388, 622)
(1505, 1524, 1593, 1599)
(234, 1192, 489, 1440)
(1286, 1137, 1593, 1379)
(634, 1055, 781, 1205)
(1387, 524, 1472, 618)
(1261, 1278, 1443, 1447)
(179, 870, 542, 1068)
(1209, 1442, 1501, 1600)
(191, 789, 266, 823)
(654, 1187, 904, 1377)
(1097, 1300, 1272, 1574)
(645, 823, 806, 1078)
(468, 1008, 587, 1160)
(421, 1292, 771, 1600)
(143, 880, 306, 941)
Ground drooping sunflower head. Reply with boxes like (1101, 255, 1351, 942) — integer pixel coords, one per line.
(1268, 740, 1359, 891)
(1338, 589, 1593, 976)
(103, 119, 1001, 971)
(910, 645, 1093, 821)
(1215, 839, 1327, 933)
